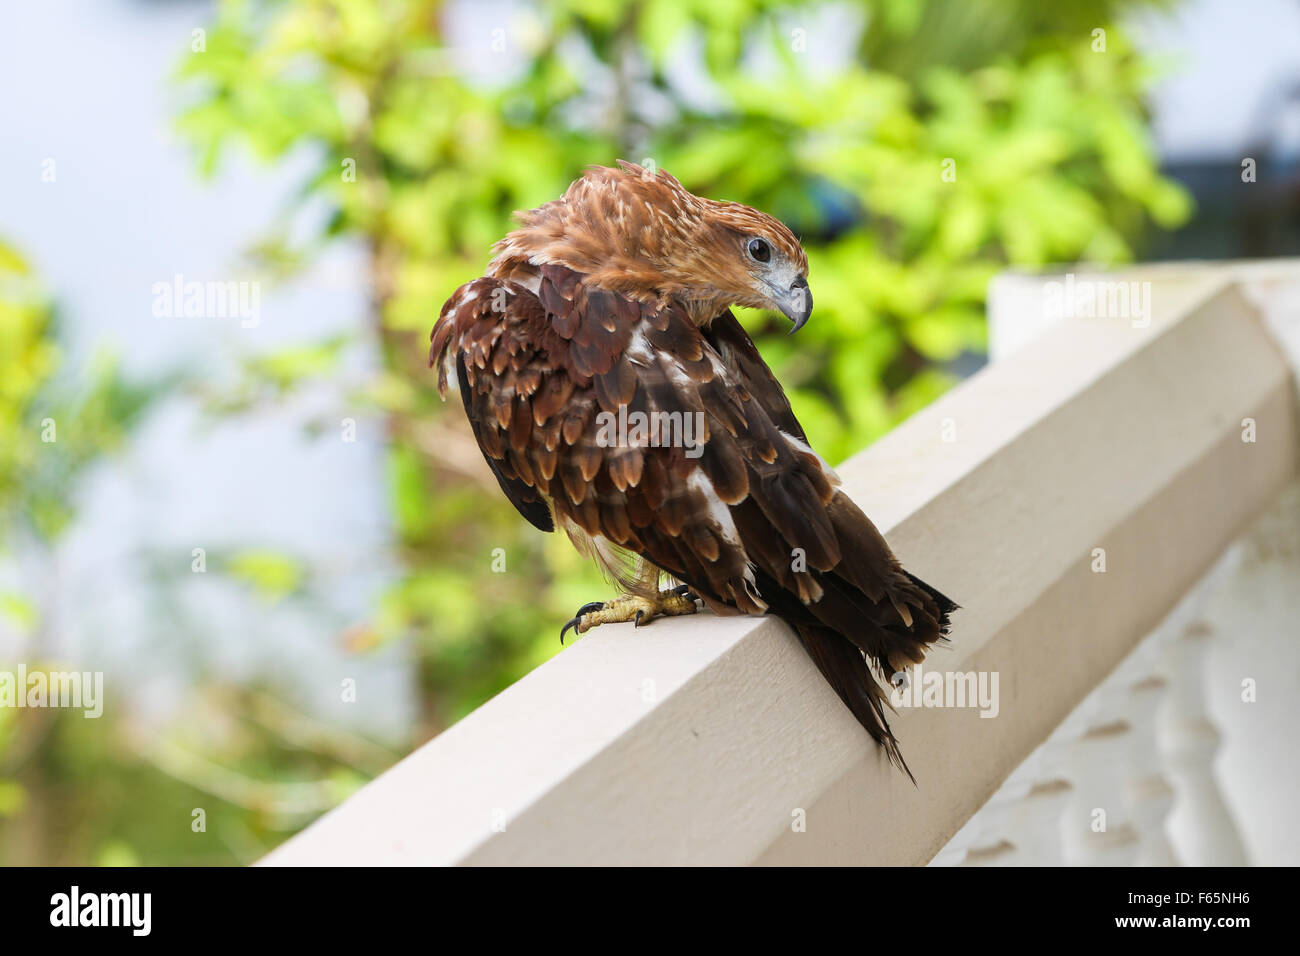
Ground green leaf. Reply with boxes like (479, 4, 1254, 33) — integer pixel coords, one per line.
(226, 550, 304, 602)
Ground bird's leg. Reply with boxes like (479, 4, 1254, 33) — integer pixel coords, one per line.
(560, 585, 700, 642)
(561, 563, 701, 642)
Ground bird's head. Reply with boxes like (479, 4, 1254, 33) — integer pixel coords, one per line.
(491, 161, 813, 331)
(678, 195, 813, 333)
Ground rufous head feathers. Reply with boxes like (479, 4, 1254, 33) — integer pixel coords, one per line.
(489, 161, 812, 330)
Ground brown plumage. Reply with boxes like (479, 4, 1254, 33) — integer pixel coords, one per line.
(430, 161, 956, 778)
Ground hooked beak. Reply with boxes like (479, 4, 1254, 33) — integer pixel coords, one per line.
(776, 276, 812, 333)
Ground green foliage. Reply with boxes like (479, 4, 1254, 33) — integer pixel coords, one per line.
(0, 241, 59, 544)
(0, 685, 379, 865)
(226, 549, 306, 601)
(173, 0, 1189, 730)
(0, 241, 169, 862)
(0, 241, 159, 546)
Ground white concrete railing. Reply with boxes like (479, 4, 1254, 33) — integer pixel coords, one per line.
(264, 261, 1300, 866)
(939, 260, 1300, 867)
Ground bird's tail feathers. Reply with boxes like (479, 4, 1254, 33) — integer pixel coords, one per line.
(792, 622, 915, 784)
(903, 569, 959, 635)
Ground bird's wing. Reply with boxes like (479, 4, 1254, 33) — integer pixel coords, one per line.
(700, 309, 953, 648)
(431, 263, 839, 612)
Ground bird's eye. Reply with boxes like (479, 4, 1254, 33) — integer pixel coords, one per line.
(747, 238, 771, 263)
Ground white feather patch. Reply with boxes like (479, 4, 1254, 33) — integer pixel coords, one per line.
(778, 429, 841, 486)
(687, 470, 741, 546)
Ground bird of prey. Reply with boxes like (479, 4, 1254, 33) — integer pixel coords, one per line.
(430, 161, 955, 775)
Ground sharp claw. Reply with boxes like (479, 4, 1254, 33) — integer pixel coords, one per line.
(560, 618, 581, 644)
(561, 601, 608, 644)
(669, 583, 699, 604)
(633, 609, 644, 627)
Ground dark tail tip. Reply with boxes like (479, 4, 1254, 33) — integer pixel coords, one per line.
(903, 570, 958, 635)
(793, 623, 917, 783)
